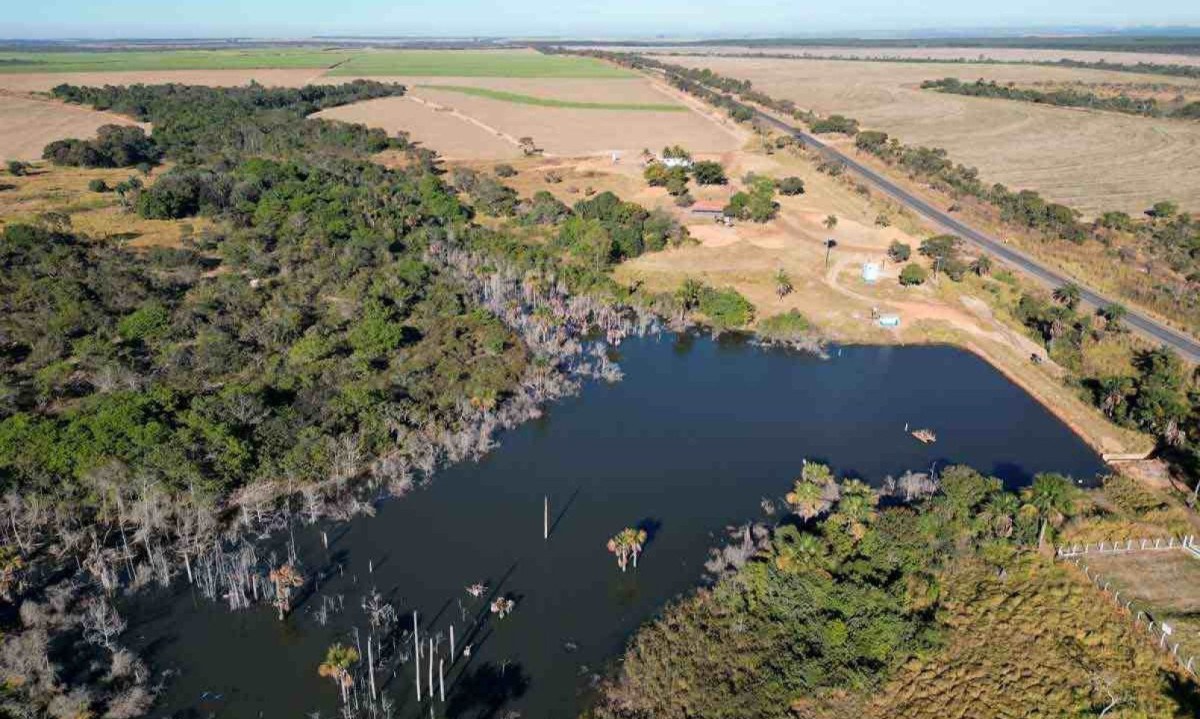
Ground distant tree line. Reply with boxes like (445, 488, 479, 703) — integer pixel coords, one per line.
(922, 77, 1200, 121)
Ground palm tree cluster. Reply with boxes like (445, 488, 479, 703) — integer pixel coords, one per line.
(607, 527, 649, 572)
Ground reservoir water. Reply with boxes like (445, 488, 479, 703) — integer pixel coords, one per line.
(130, 334, 1105, 718)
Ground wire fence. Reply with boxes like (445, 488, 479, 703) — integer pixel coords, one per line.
(1056, 536, 1198, 679)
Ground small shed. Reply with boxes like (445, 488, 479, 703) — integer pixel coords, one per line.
(878, 315, 901, 328)
(861, 262, 881, 284)
(691, 200, 725, 218)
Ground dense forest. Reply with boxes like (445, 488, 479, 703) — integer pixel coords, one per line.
(594, 463, 1199, 718)
(0, 80, 688, 717)
(922, 77, 1200, 121)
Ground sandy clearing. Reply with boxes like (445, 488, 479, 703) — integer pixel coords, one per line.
(0, 68, 332, 93)
(668, 56, 1200, 215)
(0, 94, 146, 161)
(625, 45, 1200, 67)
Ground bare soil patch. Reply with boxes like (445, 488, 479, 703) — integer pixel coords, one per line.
(668, 56, 1200, 215)
(0, 94, 145, 161)
(315, 95, 522, 160)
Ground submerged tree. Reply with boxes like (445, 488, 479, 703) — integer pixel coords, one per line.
(268, 563, 304, 620)
(606, 527, 649, 572)
(318, 643, 360, 706)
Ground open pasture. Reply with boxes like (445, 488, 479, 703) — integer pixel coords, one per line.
(669, 55, 1200, 215)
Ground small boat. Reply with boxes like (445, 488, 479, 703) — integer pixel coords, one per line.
(911, 428, 937, 444)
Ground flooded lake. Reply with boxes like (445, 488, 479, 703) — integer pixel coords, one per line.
(130, 334, 1105, 718)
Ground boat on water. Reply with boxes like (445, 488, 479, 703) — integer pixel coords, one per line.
(911, 428, 937, 444)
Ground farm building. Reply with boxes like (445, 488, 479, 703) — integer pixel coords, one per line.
(690, 200, 726, 217)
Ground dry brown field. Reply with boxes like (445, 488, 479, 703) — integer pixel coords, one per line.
(0, 68, 327, 93)
(667, 55, 1200, 216)
(318, 76, 744, 159)
(1084, 551, 1200, 662)
(0, 93, 146, 162)
(627, 45, 1200, 66)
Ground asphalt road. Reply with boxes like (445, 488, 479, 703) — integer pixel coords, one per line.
(751, 109, 1200, 363)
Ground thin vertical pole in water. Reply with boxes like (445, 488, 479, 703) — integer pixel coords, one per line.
(439, 658, 445, 702)
(368, 634, 377, 701)
(428, 637, 434, 699)
(413, 611, 420, 702)
(544, 495, 549, 540)
(450, 624, 456, 661)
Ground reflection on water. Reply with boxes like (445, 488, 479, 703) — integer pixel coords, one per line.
(128, 335, 1104, 718)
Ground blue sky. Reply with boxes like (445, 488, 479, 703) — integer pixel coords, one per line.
(3, 0, 1200, 39)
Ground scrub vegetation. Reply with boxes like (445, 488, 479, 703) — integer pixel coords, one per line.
(594, 463, 1200, 718)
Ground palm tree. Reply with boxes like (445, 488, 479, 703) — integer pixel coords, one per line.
(823, 214, 838, 230)
(268, 563, 304, 621)
(774, 268, 793, 299)
(675, 278, 704, 322)
(772, 525, 825, 573)
(1052, 282, 1082, 310)
(980, 492, 1021, 538)
(318, 643, 360, 705)
(785, 479, 828, 521)
(1099, 302, 1127, 331)
(835, 479, 878, 539)
(606, 527, 649, 572)
(971, 255, 993, 276)
(1021, 473, 1079, 549)
(785, 461, 838, 521)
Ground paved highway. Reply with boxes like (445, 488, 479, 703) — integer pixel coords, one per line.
(752, 109, 1200, 363)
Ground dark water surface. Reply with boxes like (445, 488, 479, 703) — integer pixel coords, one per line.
(131, 335, 1105, 718)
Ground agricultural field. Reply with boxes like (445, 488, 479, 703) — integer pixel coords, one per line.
(317, 76, 743, 159)
(0, 93, 144, 161)
(666, 55, 1200, 216)
(0, 48, 346, 73)
(327, 49, 630, 77)
(626, 45, 1200, 66)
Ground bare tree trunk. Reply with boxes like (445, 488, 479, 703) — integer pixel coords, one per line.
(439, 658, 445, 702)
(544, 495, 549, 540)
(368, 634, 377, 701)
(450, 624, 455, 661)
(427, 637, 434, 700)
(413, 611, 420, 702)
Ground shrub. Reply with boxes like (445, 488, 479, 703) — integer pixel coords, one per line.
(493, 163, 517, 178)
(776, 176, 805, 196)
(900, 263, 928, 286)
(6, 160, 30, 176)
(699, 286, 755, 329)
(757, 310, 814, 341)
(691, 160, 727, 186)
(888, 241, 911, 262)
(87, 179, 110, 193)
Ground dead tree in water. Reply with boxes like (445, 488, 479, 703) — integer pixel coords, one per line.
(268, 564, 304, 620)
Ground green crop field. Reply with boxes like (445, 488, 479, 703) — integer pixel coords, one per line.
(417, 84, 682, 110)
(329, 50, 631, 78)
(0, 49, 347, 73)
